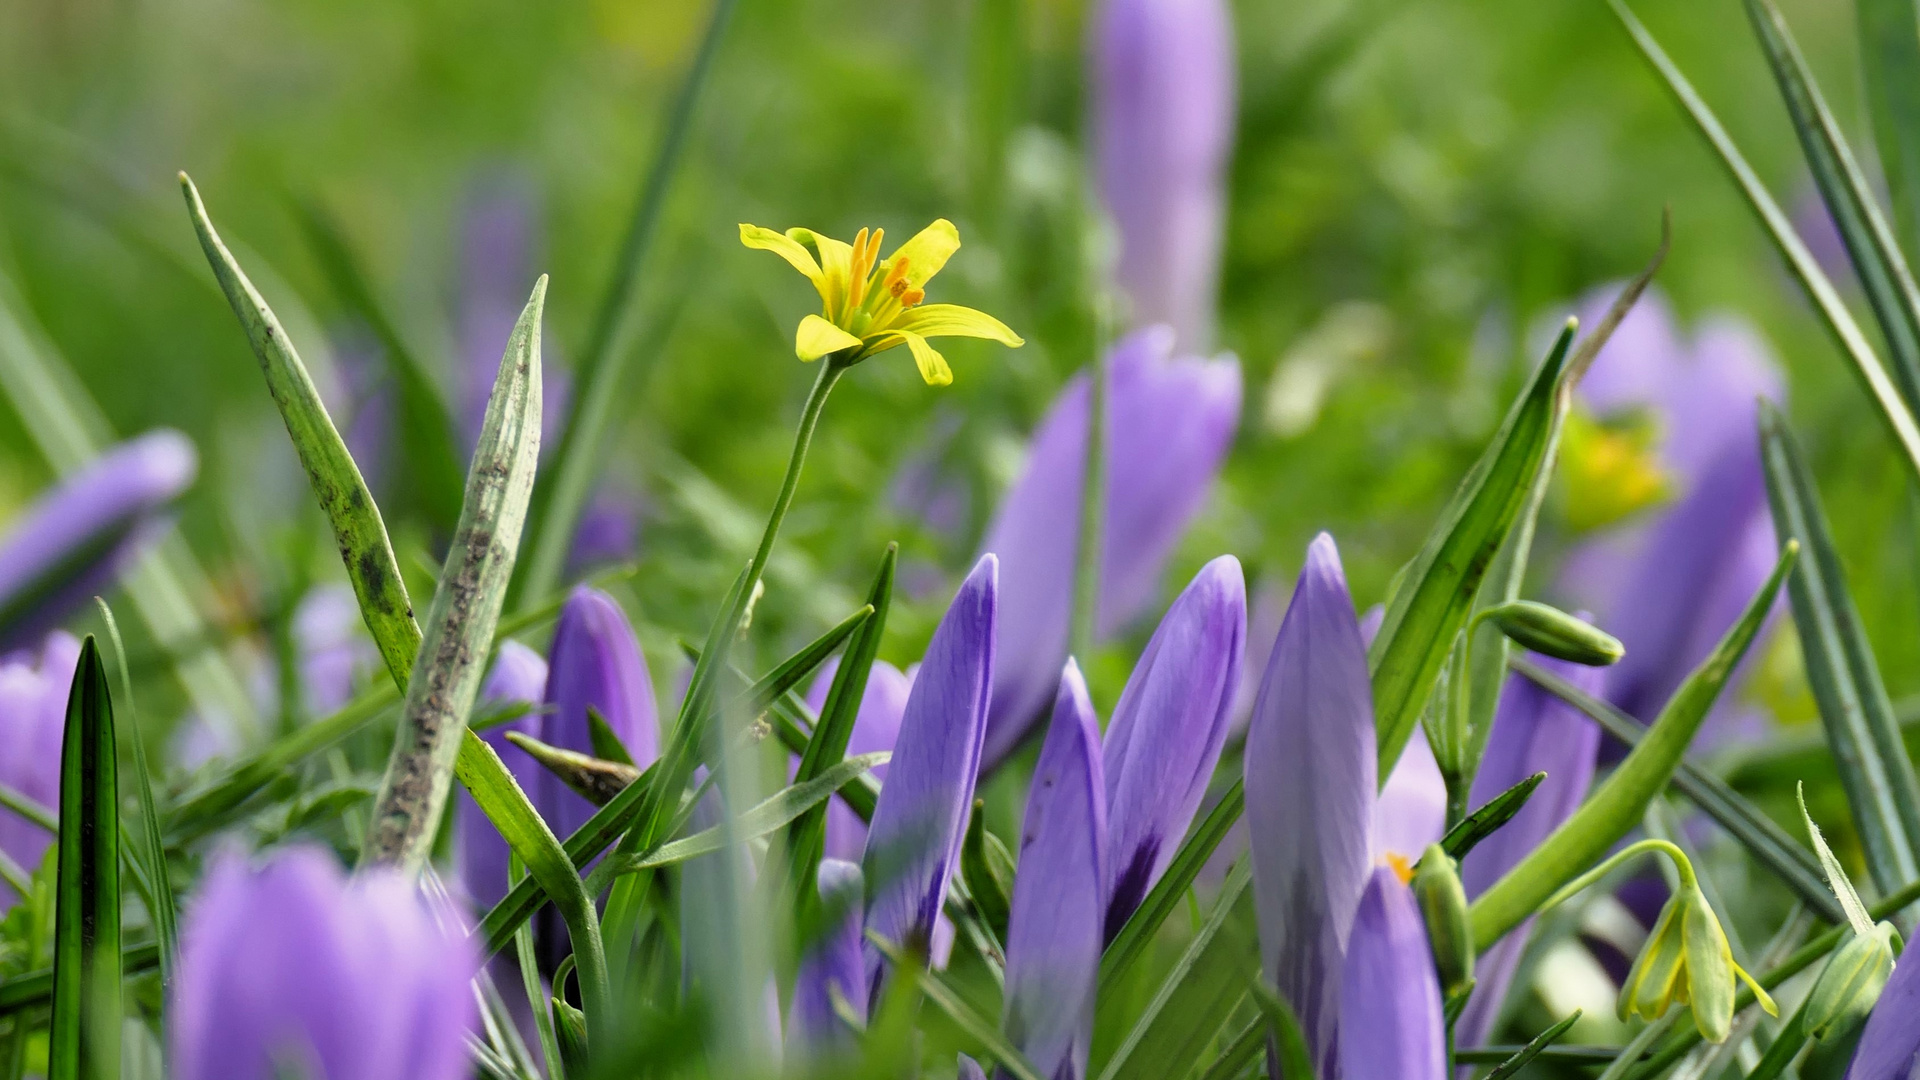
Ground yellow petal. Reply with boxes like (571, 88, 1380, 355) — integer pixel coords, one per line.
(890, 303, 1024, 347)
(795, 315, 863, 362)
(898, 330, 952, 386)
(789, 229, 855, 320)
(740, 224, 824, 286)
(883, 219, 961, 289)
(1733, 962, 1780, 1017)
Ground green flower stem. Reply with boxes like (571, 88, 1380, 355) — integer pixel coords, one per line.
(1540, 838, 1696, 913)
(1595, 1011, 1676, 1080)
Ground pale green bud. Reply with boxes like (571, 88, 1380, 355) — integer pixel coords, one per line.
(1412, 844, 1474, 998)
(1804, 922, 1897, 1042)
(1619, 882, 1776, 1043)
(1483, 600, 1625, 666)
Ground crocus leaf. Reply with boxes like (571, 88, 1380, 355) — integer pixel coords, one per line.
(1511, 656, 1841, 922)
(1440, 772, 1545, 862)
(92, 600, 175, 985)
(1484, 1009, 1583, 1080)
(1760, 402, 1920, 895)
(586, 707, 636, 766)
(1859, 0, 1920, 260)
(1192, 1021, 1267, 1080)
(1797, 783, 1875, 936)
(1099, 778, 1243, 995)
(1609, 0, 1920, 482)
(1470, 542, 1798, 949)
(1246, 980, 1317, 1080)
(960, 801, 1013, 942)
(180, 175, 426, 698)
(1368, 322, 1573, 777)
(47, 637, 120, 1080)
(362, 277, 544, 871)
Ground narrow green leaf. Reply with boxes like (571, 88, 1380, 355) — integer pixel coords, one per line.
(1483, 1010, 1584, 1080)
(1760, 402, 1920, 894)
(1193, 1021, 1266, 1080)
(1745, 0, 1920, 418)
(1470, 542, 1798, 949)
(960, 802, 1013, 942)
(1510, 655, 1839, 921)
(1859, 0, 1920, 261)
(92, 601, 175, 984)
(1368, 323, 1573, 776)
(1797, 784, 1875, 935)
(180, 175, 425, 694)
(0, 782, 56, 836)
(289, 198, 466, 533)
(766, 690, 881, 818)
(1099, 779, 1245, 995)
(586, 708, 634, 766)
(865, 932, 1046, 1080)
(515, 0, 739, 607)
(611, 752, 888, 873)
(1096, 862, 1258, 1080)
(362, 278, 545, 872)
(510, 856, 566, 1080)
(506, 733, 640, 807)
(1440, 772, 1546, 861)
(1609, 0, 1920, 482)
(47, 638, 119, 1080)
(1246, 980, 1316, 1080)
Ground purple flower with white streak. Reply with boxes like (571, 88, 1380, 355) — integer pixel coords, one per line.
(456, 641, 549, 912)
(862, 555, 996, 995)
(541, 587, 660, 841)
(803, 657, 914, 862)
(1091, 0, 1236, 350)
(1846, 943, 1920, 1079)
(1001, 660, 1108, 1080)
(1338, 867, 1447, 1080)
(169, 845, 476, 1080)
(980, 327, 1239, 767)
(1101, 554, 1243, 939)
(0, 631, 78, 889)
(0, 430, 197, 652)
(786, 858, 868, 1056)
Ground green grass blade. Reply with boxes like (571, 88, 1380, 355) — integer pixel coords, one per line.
(92, 601, 175, 985)
(1483, 1010, 1583, 1079)
(866, 932, 1045, 1080)
(1368, 322, 1573, 776)
(1099, 778, 1245, 996)
(47, 638, 120, 1080)
(515, 0, 739, 607)
(1760, 402, 1920, 894)
(510, 858, 566, 1080)
(1192, 1021, 1264, 1080)
(1609, 0, 1920, 482)
(362, 277, 545, 871)
(1858, 0, 1920, 264)
(1441, 772, 1545, 861)
(1745, 0, 1920, 416)
(180, 175, 426, 694)
(1509, 655, 1839, 922)
(613, 752, 889, 874)
(1470, 542, 1798, 948)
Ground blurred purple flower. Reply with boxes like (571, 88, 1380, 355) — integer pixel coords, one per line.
(679, 783, 782, 1066)
(786, 858, 868, 1056)
(802, 657, 915, 862)
(291, 584, 379, 717)
(0, 430, 197, 652)
(0, 631, 78, 888)
(1454, 657, 1604, 1047)
(980, 327, 1240, 767)
(1244, 532, 1376, 1077)
(1002, 660, 1108, 1080)
(328, 324, 393, 493)
(1789, 184, 1858, 291)
(862, 555, 996, 995)
(1338, 866, 1447, 1080)
(456, 641, 549, 911)
(1102, 554, 1244, 939)
(891, 411, 973, 539)
(1846, 942, 1920, 1079)
(566, 487, 644, 575)
(456, 176, 568, 454)
(541, 587, 659, 840)
(1091, 0, 1236, 350)
(169, 845, 476, 1080)
(958, 1054, 988, 1080)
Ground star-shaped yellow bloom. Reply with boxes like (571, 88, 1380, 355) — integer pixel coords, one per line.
(740, 219, 1023, 386)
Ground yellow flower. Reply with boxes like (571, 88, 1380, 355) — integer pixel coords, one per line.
(739, 219, 1023, 386)
(1560, 406, 1670, 532)
(1618, 879, 1777, 1042)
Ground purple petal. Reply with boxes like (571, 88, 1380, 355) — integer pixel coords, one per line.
(1102, 555, 1244, 938)
(1372, 726, 1446, 864)
(1091, 0, 1236, 350)
(565, 487, 644, 575)
(292, 584, 379, 716)
(1337, 867, 1447, 1080)
(1244, 532, 1376, 1076)
(456, 175, 568, 455)
(0, 430, 197, 652)
(786, 859, 868, 1056)
(1453, 657, 1603, 1046)
(980, 328, 1240, 767)
(0, 631, 78, 885)
(1003, 660, 1108, 1080)
(169, 846, 476, 1080)
(862, 555, 996, 994)
(1846, 942, 1920, 1079)
(958, 1054, 988, 1080)
(802, 658, 915, 861)
(541, 587, 660, 840)
(456, 641, 550, 911)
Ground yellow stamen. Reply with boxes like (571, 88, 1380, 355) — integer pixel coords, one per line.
(1386, 852, 1415, 885)
(846, 228, 874, 312)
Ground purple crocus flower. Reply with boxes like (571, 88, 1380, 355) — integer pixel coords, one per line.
(1454, 657, 1604, 1047)
(862, 554, 996, 993)
(456, 176, 568, 455)
(980, 327, 1240, 767)
(0, 430, 197, 652)
(959, 1055, 988, 1080)
(0, 631, 78, 887)
(1373, 726, 1446, 864)
(1101, 554, 1244, 939)
(1846, 944, 1920, 1079)
(169, 845, 476, 1080)
(786, 858, 868, 1056)
(803, 657, 914, 861)
(455, 641, 549, 911)
(291, 584, 380, 717)
(1244, 532, 1376, 1077)
(1338, 866, 1447, 1080)
(1090, 0, 1236, 350)
(1002, 660, 1108, 1080)
(566, 487, 643, 575)
(541, 587, 660, 841)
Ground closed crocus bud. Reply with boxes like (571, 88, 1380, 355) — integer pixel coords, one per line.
(456, 641, 548, 911)
(982, 327, 1239, 769)
(863, 556, 996, 992)
(1337, 866, 1447, 1080)
(1102, 555, 1244, 940)
(0, 631, 80, 888)
(1803, 921, 1897, 1042)
(786, 859, 868, 1056)
(1481, 600, 1624, 666)
(542, 587, 659, 841)
(169, 846, 477, 1080)
(0, 430, 197, 652)
(1410, 844, 1473, 1001)
(802, 657, 913, 861)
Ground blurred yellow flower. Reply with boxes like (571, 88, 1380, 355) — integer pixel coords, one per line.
(1560, 406, 1670, 532)
(740, 220, 1023, 385)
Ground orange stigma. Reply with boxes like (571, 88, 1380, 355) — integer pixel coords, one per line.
(1386, 852, 1415, 885)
